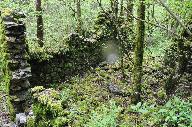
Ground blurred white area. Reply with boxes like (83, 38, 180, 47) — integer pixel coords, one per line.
(103, 40, 119, 64)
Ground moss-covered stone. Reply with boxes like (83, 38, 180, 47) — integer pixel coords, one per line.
(26, 116, 35, 127)
(0, 11, 15, 125)
(31, 86, 68, 127)
(29, 32, 103, 86)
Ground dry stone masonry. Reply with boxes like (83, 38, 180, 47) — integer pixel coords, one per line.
(29, 33, 102, 86)
(0, 11, 31, 126)
(3, 12, 31, 113)
(0, 11, 15, 127)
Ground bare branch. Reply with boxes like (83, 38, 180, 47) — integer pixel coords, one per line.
(124, 6, 187, 40)
(158, 0, 192, 36)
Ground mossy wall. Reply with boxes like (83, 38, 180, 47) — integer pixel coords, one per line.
(3, 12, 32, 114)
(0, 11, 32, 127)
(0, 11, 15, 126)
(29, 33, 103, 86)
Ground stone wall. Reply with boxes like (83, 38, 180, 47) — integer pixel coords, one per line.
(29, 54, 73, 85)
(0, 11, 15, 127)
(0, 11, 31, 126)
(29, 33, 103, 86)
(3, 12, 31, 113)
(6, 14, 31, 113)
(1, 13, 103, 126)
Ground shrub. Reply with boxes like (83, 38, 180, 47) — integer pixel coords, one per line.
(85, 100, 122, 127)
(130, 97, 192, 127)
(31, 86, 69, 127)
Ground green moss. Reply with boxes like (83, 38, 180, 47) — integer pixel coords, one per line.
(1, 8, 12, 17)
(0, 13, 15, 120)
(6, 96, 15, 120)
(132, 0, 146, 104)
(31, 86, 67, 127)
(157, 88, 167, 99)
(27, 116, 35, 127)
(51, 117, 68, 127)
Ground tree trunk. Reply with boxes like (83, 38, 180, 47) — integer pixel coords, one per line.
(114, 0, 118, 19)
(36, 0, 44, 47)
(76, 0, 82, 34)
(110, 0, 118, 19)
(132, 0, 145, 104)
(126, 0, 133, 24)
(120, 0, 124, 16)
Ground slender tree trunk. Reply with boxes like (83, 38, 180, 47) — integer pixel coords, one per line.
(110, 0, 118, 19)
(126, 0, 133, 24)
(114, 0, 118, 19)
(132, 0, 145, 104)
(120, 0, 124, 16)
(110, 0, 113, 10)
(76, 0, 82, 34)
(36, 0, 44, 47)
(119, 0, 125, 78)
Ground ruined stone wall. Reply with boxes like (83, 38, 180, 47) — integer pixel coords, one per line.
(0, 11, 31, 126)
(29, 54, 98, 86)
(29, 33, 103, 86)
(4, 13, 32, 113)
(29, 55, 73, 85)
(0, 11, 15, 127)
(0, 14, 103, 126)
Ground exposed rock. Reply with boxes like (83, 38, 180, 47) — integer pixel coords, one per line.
(108, 83, 130, 97)
(28, 110, 33, 116)
(16, 113, 27, 125)
(2, 123, 17, 127)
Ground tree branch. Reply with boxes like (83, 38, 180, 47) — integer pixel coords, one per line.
(158, 0, 192, 36)
(123, 6, 187, 40)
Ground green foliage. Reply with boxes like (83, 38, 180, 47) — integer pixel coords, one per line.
(130, 97, 192, 127)
(93, 10, 116, 39)
(26, 116, 35, 127)
(168, 0, 192, 24)
(1, 1, 191, 127)
(145, 31, 174, 57)
(154, 97, 192, 127)
(29, 63, 192, 127)
(85, 100, 121, 127)
(0, 11, 9, 93)
(63, 73, 112, 126)
(31, 86, 68, 127)
(29, 66, 129, 126)
(0, 0, 110, 56)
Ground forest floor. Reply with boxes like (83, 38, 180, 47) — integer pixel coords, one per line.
(42, 51, 191, 127)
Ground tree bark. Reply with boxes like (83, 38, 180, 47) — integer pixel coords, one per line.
(36, 0, 44, 47)
(76, 0, 82, 34)
(120, 0, 124, 16)
(126, 0, 133, 24)
(110, 0, 118, 19)
(132, 0, 145, 104)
